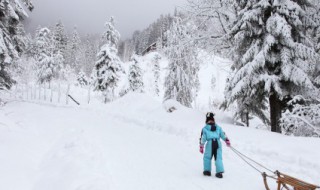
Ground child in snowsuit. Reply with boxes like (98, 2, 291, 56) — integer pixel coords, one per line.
(199, 112, 230, 178)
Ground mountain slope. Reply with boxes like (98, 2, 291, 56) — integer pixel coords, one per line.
(0, 93, 319, 190)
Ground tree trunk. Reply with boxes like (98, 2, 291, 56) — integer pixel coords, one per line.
(104, 96, 107, 104)
(241, 110, 249, 127)
(269, 89, 282, 133)
(245, 112, 249, 127)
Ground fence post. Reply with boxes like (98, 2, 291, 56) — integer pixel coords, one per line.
(50, 87, 53, 102)
(50, 83, 53, 103)
(87, 86, 91, 104)
(58, 83, 61, 103)
(30, 85, 33, 100)
(33, 85, 36, 100)
(44, 84, 46, 101)
(38, 84, 40, 100)
(15, 85, 18, 99)
(26, 84, 29, 100)
(34, 85, 36, 100)
(66, 84, 70, 105)
(20, 85, 24, 100)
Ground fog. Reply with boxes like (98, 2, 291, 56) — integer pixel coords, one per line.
(25, 0, 186, 39)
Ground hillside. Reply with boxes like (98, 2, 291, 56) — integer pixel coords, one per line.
(1, 93, 319, 190)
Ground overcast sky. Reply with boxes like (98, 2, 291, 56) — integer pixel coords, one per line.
(25, 0, 187, 39)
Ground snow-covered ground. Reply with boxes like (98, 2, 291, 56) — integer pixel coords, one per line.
(1, 93, 319, 190)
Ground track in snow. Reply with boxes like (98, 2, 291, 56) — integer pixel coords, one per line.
(1, 100, 319, 190)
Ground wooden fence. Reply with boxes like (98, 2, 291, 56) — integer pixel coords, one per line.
(9, 83, 91, 105)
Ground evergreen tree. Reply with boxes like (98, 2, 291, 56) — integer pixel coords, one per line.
(280, 95, 320, 137)
(126, 14, 174, 55)
(122, 40, 135, 62)
(53, 21, 68, 55)
(225, 0, 319, 133)
(156, 37, 163, 51)
(68, 26, 81, 73)
(0, 0, 33, 90)
(153, 53, 161, 96)
(132, 30, 141, 54)
(37, 53, 55, 84)
(77, 71, 88, 87)
(164, 17, 199, 107)
(92, 17, 123, 103)
(211, 75, 216, 91)
(311, 5, 320, 88)
(128, 55, 144, 92)
(53, 50, 64, 80)
(101, 17, 120, 46)
(60, 64, 74, 81)
(139, 29, 150, 54)
(186, 0, 235, 55)
(34, 28, 57, 84)
(82, 34, 96, 76)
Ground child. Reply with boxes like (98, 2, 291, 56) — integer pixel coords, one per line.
(199, 112, 230, 178)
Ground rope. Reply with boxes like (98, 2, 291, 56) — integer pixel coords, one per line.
(229, 146, 275, 174)
(229, 146, 320, 189)
(230, 146, 264, 174)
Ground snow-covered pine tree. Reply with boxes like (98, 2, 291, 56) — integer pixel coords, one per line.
(280, 95, 320, 137)
(164, 17, 199, 108)
(225, 0, 319, 133)
(34, 27, 57, 85)
(123, 40, 133, 62)
(186, 0, 236, 56)
(211, 75, 216, 91)
(131, 30, 141, 54)
(60, 64, 74, 82)
(48, 21, 68, 81)
(153, 53, 161, 96)
(101, 17, 120, 46)
(123, 14, 175, 56)
(77, 71, 88, 87)
(310, 4, 320, 88)
(139, 29, 150, 54)
(53, 21, 68, 55)
(122, 40, 135, 62)
(156, 37, 163, 51)
(82, 34, 96, 76)
(92, 17, 123, 103)
(128, 55, 144, 93)
(37, 54, 55, 85)
(68, 26, 81, 73)
(222, 72, 270, 127)
(53, 50, 64, 80)
(0, 0, 33, 90)
(229, 87, 270, 127)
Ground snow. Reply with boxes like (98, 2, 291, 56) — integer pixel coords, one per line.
(196, 51, 231, 111)
(118, 51, 231, 113)
(1, 93, 320, 190)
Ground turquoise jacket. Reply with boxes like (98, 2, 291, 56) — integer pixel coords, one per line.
(200, 124, 227, 173)
(201, 124, 227, 145)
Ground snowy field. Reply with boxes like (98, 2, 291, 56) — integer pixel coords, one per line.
(1, 93, 319, 190)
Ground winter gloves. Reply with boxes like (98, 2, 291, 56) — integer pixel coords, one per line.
(200, 144, 204, 154)
(225, 138, 231, 147)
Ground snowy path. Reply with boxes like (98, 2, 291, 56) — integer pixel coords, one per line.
(1, 97, 319, 190)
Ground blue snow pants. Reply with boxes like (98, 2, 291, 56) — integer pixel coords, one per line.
(201, 124, 226, 173)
